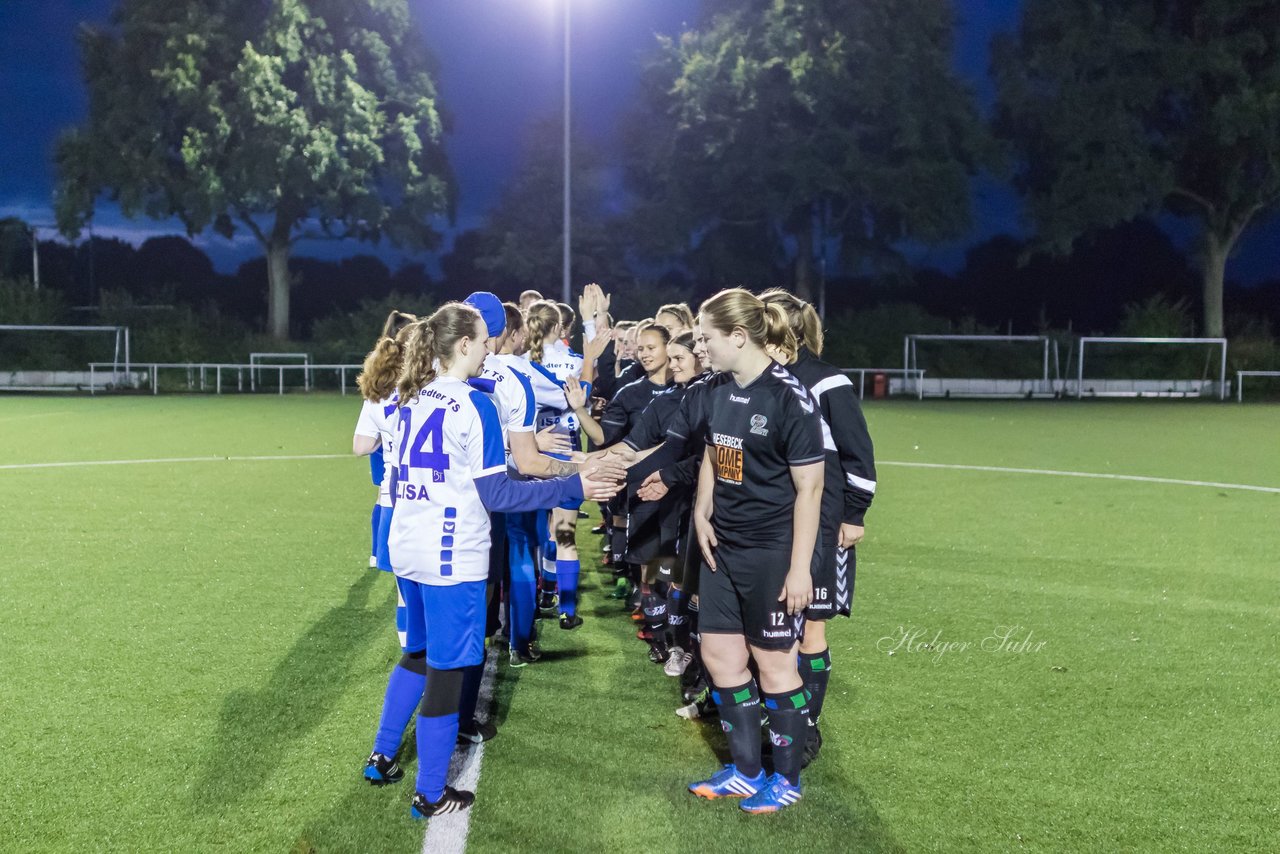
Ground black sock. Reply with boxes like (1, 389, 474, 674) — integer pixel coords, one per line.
(456, 650, 487, 729)
(642, 591, 668, 635)
(799, 648, 832, 723)
(667, 588, 689, 648)
(711, 680, 762, 778)
(763, 687, 811, 785)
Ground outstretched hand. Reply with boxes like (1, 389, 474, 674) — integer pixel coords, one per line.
(637, 471, 669, 502)
(535, 425, 571, 455)
(579, 467, 622, 501)
(563, 376, 587, 411)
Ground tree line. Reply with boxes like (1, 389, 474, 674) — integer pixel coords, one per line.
(35, 0, 1280, 339)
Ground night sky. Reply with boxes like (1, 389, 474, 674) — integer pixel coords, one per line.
(0, 0, 1275, 283)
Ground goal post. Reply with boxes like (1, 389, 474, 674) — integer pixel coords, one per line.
(1075, 337, 1228, 400)
(904, 334, 1061, 398)
(0, 324, 131, 391)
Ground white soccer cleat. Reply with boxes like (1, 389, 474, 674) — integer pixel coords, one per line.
(663, 646, 693, 677)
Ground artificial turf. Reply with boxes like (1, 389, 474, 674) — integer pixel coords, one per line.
(1, 396, 1277, 853)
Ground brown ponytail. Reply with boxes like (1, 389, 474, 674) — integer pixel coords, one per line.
(380, 309, 419, 340)
(760, 288, 824, 356)
(395, 303, 484, 404)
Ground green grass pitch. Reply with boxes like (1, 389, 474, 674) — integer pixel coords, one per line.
(1, 396, 1277, 852)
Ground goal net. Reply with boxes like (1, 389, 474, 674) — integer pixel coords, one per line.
(1073, 337, 1228, 400)
(0, 324, 132, 391)
(904, 334, 1062, 398)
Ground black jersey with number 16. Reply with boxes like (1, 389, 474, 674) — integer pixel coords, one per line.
(697, 362, 826, 547)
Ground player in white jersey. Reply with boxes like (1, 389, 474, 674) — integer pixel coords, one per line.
(355, 311, 417, 567)
(362, 302, 619, 820)
(523, 300, 590, 629)
(353, 320, 415, 647)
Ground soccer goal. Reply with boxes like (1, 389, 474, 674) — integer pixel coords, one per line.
(249, 352, 312, 391)
(1073, 337, 1228, 400)
(904, 334, 1061, 398)
(0, 324, 134, 391)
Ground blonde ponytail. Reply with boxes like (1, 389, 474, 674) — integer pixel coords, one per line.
(760, 288, 824, 356)
(525, 300, 561, 365)
(395, 303, 484, 404)
(699, 287, 798, 361)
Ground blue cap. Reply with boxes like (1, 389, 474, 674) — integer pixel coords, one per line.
(464, 292, 506, 338)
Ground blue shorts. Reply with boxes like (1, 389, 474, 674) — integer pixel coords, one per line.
(375, 505, 394, 572)
(395, 577, 487, 670)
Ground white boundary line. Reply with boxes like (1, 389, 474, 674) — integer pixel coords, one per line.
(423, 650, 500, 854)
(2, 453, 1276, 495)
(880, 461, 1280, 495)
(0, 453, 349, 471)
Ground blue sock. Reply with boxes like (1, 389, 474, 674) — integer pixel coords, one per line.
(373, 664, 426, 756)
(507, 517, 538, 652)
(414, 712, 459, 802)
(370, 504, 381, 560)
(557, 559, 580, 616)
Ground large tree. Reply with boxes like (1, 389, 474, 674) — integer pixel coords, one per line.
(55, 0, 452, 339)
(993, 0, 1280, 337)
(628, 0, 987, 300)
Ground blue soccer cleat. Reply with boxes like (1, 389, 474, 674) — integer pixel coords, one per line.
(363, 752, 403, 786)
(688, 764, 766, 799)
(410, 787, 475, 819)
(740, 772, 802, 814)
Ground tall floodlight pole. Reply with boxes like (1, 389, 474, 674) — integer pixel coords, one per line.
(31, 226, 40, 291)
(561, 0, 572, 303)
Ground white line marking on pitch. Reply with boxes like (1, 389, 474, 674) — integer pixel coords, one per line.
(2, 453, 1275, 496)
(0, 453, 349, 471)
(880, 461, 1280, 494)
(423, 649, 499, 854)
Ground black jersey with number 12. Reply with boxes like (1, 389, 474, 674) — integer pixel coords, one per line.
(696, 362, 826, 547)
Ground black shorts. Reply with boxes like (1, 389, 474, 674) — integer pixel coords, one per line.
(804, 533, 855, 621)
(699, 541, 803, 651)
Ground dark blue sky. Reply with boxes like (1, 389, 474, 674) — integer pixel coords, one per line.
(0, 0, 1274, 283)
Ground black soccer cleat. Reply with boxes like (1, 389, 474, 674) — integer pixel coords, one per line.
(457, 720, 498, 744)
(363, 752, 404, 786)
(591, 523, 606, 535)
(559, 613, 584, 630)
(647, 639, 670, 664)
(801, 725, 823, 769)
(410, 787, 475, 819)
(536, 591, 559, 618)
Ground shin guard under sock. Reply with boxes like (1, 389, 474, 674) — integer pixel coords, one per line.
(711, 680, 762, 778)
(763, 688, 811, 785)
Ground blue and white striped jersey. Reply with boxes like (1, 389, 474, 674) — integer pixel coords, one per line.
(388, 376, 508, 586)
(480, 353, 536, 449)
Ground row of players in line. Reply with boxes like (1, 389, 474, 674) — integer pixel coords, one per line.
(350, 285, 877, 818)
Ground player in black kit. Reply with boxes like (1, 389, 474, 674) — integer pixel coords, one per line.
(684, 289, 825, 814)
(761, 289, 876, 768)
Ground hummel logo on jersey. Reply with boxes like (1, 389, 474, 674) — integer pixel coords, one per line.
(750, 414, 768, 436)
(728, 393, 751, 404)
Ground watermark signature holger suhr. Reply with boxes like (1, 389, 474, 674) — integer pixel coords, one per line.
(877, 625, 1048, 665)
